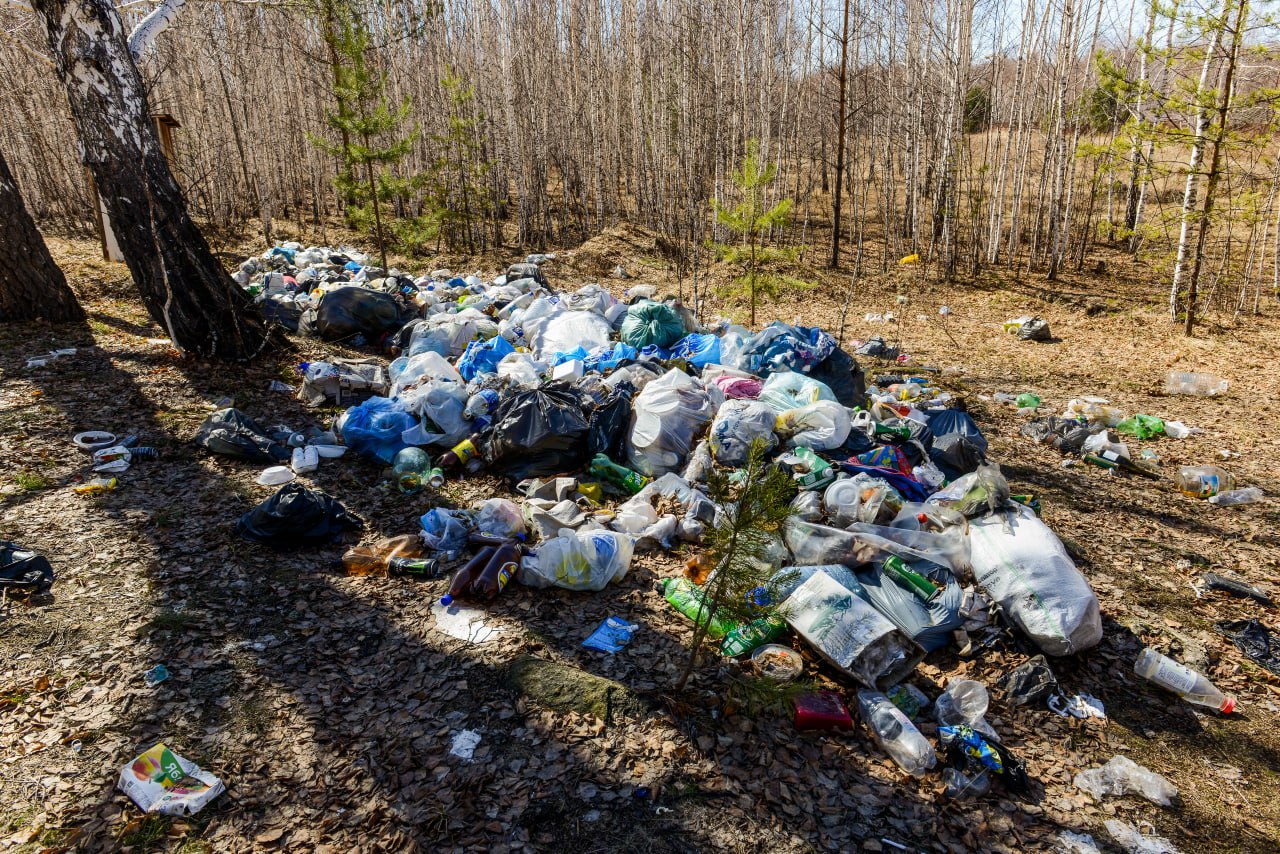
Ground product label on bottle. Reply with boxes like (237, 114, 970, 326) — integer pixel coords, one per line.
(496, 561, 517, 591)
(1153, 657, 1199, 694)
(454, 440, 478, 465)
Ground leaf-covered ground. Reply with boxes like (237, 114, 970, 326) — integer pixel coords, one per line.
(1, 232, 1278, 853)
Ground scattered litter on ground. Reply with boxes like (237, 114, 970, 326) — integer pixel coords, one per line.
(448, 729, 483, 760)
(116, 744, 224, 816)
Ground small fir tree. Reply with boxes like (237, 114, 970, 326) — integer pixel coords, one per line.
(424, 73, 493, 253)
(674, 439, 798, 691)
(710, 140, 812, 326)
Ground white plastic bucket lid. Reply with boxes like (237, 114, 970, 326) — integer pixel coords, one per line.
(258, 466, 296, 486)
(73, 431, 117, 451)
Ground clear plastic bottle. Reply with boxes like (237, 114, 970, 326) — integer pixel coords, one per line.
(856, 690, 937, 776)
(1175, 465, 1236, 498)
(1134, 648, 1235, 713)
(1208, 487, 1263, 507)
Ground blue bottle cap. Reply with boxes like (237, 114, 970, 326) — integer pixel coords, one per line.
(440, 594, 453, 606)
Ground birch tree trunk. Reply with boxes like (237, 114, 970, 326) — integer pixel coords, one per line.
(1170, 16, 1223, 322)
(0, 147, 84, 322)
(30, 0, 269, 360)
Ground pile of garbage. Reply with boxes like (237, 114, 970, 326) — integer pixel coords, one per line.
(204, 243, 1240, 803)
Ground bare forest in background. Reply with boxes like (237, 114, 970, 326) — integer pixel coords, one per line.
(3, 0, 1279, 325)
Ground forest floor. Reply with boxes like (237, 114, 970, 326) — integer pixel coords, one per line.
(2, 227, 1279, 854)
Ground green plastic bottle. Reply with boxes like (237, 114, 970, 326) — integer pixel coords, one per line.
(658, 578, 734, 639)
(589, 453, 651, 495)
(720, 614, 787, 656)
(882, 556, 940, 602)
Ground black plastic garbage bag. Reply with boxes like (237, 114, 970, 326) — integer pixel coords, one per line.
(930, 434, 987, 480)
(1216, 619, 1280, 676)
(486, 386, 591, 480)
(587, 382, 635, 459)
(927, 409, 988, 452)
(236, 483, 360, 548)
(0, 542, 54, 594)
(260, 297, 302, 332)
(297, 286, 406, 343)
(809, 347, 867, 409)
(195, 408, 289, 464)
(998, 655, 1059, 706)
(1017, 317, 1052, 341)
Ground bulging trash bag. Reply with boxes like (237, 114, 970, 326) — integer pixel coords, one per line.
(519, 528, 634, 591)
(534, 311, 613, 360)
(926, 409, 988, 452)
(1017, 317, 1051, 341)
(389, 350, 463, 396)
(474, 498, 526, 539)
(758, 371, 837, 413)
(969, 504, 1102, 656)
(776, 400, 851, 451)
(586, 382, 635, 459)
(709, 399, 778, 465)
(620, 300, 684, 349)
(808, 347, 867, 408)
(486, 386, 591, 479)
(930, 433, 987, 480)
(400, 381, 470, 448)
(627, 368, 720, 477)
(336, 396, 416, 463)
(195, 408, 289, 464)
(298, 286, 406, 342)
(456, 335, 515, 382)
(236, 483, 359, 548)
(740, 322, 837, 374)
(668, 332, 721, 367)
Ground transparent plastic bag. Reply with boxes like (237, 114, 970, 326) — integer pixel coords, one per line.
(824, 474, 903, 526)
(709, 399, 777, 465)
(1075, 756, 1177, 806)
(474, 498, 526, 539)
(776, 400, 851, 451)
(519, 529, 634, 591)
(626, 368, 719, 476)
(534, 310, 613, 359)
(389, 351, 463, 396)
(496, 352, 548, 387)
(758, 371, 837, 413)
(399, 381, 470, 447)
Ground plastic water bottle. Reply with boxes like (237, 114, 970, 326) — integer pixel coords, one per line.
(1175, 465, 1236, 498)
(856, 690, 937, 776)
(1134, 648, 1235, 713)
(1164, 371, 1228, 396)
(1208, 487, 1263, 507)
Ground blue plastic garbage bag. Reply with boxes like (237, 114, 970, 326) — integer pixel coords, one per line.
(741, 322, 837, 375)
(551, 346, 591, 367)
(420, 508, 471, 552)
(669, 333, 721, 367)
(584, 342, 638, 373)
(338, 397, 415, 463)
(457, 335, 515, 381)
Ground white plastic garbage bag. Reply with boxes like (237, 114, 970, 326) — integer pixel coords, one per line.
(389, 350, 463, 396)
(758, 371, 836, 413)
(627, 368, 720, 476)
(968, 504, 1102, 656)
(532, 310, 613, 359)
(776, 400, 851, 450)
(474, 498, 526, 539)
(518, 529, 635, 591)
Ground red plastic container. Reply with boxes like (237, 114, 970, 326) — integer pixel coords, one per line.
(793, 690, 854, 731)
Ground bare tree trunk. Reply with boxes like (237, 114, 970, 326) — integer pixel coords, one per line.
(830, 0, 850, 269)
(0, 147, 83, 322)
(31, 0, 269, 360)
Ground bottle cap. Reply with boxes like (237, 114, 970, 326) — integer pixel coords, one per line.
(1220, 695, 1236, 714)
(440, 594, 453, 606)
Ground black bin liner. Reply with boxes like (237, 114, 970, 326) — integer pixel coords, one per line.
(0, 542, 55, 594)
(298, 286, 406, 342)
(236, 483, 360, 548)
(195, 408, 289, 464)
(486, 386, 590, 480)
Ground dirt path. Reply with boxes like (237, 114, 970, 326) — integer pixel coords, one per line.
(2, 235, 1277, 853)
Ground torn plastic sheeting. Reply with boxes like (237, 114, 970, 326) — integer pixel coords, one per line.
(855, 565, 964, 653)
(433, 600, 501, 644)
(613, 473, 717, 547)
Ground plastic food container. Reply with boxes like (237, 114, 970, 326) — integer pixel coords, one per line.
(73, 431, 117, 451)
(752, 644, 804, 681)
